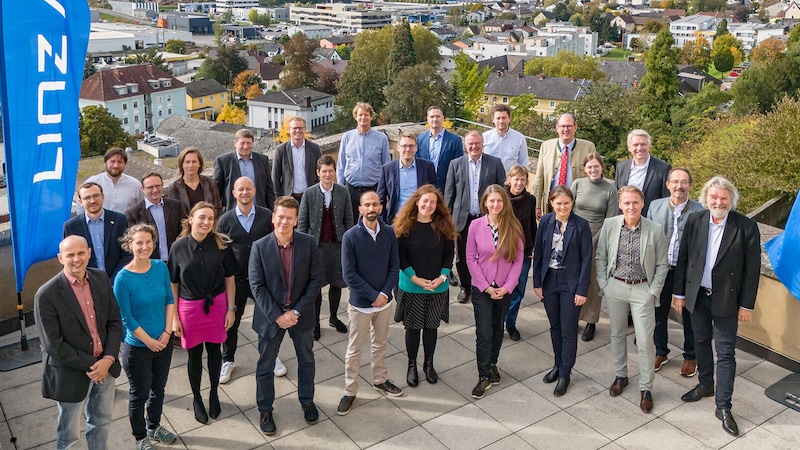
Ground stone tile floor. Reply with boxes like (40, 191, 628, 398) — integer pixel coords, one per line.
(0, 279, 797, 449)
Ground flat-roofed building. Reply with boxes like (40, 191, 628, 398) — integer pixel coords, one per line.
(290, 4, 392, 33)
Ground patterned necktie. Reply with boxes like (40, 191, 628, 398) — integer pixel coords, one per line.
(558, 145, 569, 186)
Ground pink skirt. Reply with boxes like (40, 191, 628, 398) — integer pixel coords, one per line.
(178, 292, 227, 349)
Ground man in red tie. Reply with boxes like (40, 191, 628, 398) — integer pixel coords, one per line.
(533, 113, 597, 219)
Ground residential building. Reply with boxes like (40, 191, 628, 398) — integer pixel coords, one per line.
(80, 64, 187, 135)
(290, 4, 392, 33)
(286, 25, 334, 40)
(533, 22, 599, 57)
(481, 72, 588, 118)
(215, 0, 258, 13)
(431, 27, 458, 41)
(730, 22, 787, 52)
(669, 15, 720, 47)
(438, 43, 462, 71)
(320, 36, 356, 49)
(248, 88, 335, 130)
(184, 78, 229, 120)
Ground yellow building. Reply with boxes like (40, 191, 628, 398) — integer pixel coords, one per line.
(480, 71, 588, 119)
(184, 78, 229, 120)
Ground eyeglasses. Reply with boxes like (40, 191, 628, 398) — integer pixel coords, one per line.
(557, 124, 575, 129)
(398, 144, 416, 149)
(80, 193, 103, 202)
(143, 184, 163, 190)
(289, 127, 305, 131)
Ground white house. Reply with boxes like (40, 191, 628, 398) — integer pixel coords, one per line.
(248, 87, 335, 131)
(669, 15, 719, 47)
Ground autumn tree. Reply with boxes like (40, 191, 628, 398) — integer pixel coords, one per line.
(734, 5, 750, 23)
(216, 103, 247, 125)
(335, 44, 352, 60)
(749, 37, 785, 65)
(640, 20, 664, 34)
(165, 39, 186, 54)
(79, 106, 134, 157)
(384, 64, 447, 122)
(680, 35, 712, 70)
(245, 84, 263, 99)
(388, 20, 417, 85)
(451, 53, 492, 121)
(248, 8, 271, 26)
(316, 67, 339, 95)
(232, 70, 264, 99)
(711, 34, 739, 73)
(281, 33, 318, 89)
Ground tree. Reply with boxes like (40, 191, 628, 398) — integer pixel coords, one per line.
(335, 44, 352, 60)
(213, 22, 225, 46)
(523, 50, 605, 80)
(680, 35, 712, 70)
(451, 53, 492, 121)
(124, 47, 169, 73)
(787, 24, 800, 49)
(734, 5, 750, 23)
(83, 55, 96, 80)
(248, 8, 271, 26)
(165, 39, 186, 54)
(79, 106, 134, 157)
(640, 28, 679, 122)
(715, 18, 729, 38)
(232, 70, 264, 99)
(196, 58, 216, 81)
(316, 67, 339, 95)
(388, 21, 417, 85)
(749, 37, 786, 65)
(640, 19, 664, 34)
(245, 84, 263, 99)
(731, 45, 800, 114)
(211, 46, 249, 86)
(384, 64, 447, 122)
(712, 33, 741, 73)
(281, 33, 318, 89)
(671, 82, 733, 141)
(216, 104, 246, 125)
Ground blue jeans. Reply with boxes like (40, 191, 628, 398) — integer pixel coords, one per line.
(56, 375, 116, 450)
(505, 257, 532, 329)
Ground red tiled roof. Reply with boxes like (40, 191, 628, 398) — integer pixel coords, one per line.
(80, 64, 185, 101)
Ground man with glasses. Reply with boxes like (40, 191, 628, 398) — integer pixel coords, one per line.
(376, 131, 437, 224)
(533, 113, 596, 219)
(64, 182, 130, 282)
(125, 173, 186, 262)
(273, 116, 321, 202)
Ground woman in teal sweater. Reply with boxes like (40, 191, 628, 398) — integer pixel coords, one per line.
(393, 185, 457, 387)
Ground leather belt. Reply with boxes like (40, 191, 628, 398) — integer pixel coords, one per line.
(612, 276, 648, 285)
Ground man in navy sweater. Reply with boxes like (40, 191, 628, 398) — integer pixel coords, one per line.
(337, 191, 402, 415)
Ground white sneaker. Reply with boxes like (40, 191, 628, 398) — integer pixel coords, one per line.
(219, 361, 235, 384)
(274, 357, 287, 377)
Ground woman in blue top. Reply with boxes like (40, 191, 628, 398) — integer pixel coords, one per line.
(114, 224, 177, 450)
(393, 185, 457, 388)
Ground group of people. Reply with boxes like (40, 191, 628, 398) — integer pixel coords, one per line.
(33, 105, 760, 450)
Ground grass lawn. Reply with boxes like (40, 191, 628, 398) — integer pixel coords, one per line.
(602, 48, 637, 60)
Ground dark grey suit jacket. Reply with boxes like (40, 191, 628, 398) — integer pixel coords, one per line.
(674, 210, 761, 318)
(34, 268, 122, 403)
(376, 158, 438, 223)
(213, 151, 276, 212)
(125, 197, 186, 260)
(297, 183, 354, 245)
(63, 209, 130, 280)
(615, 156, 671, 215)
(248, 232, 322, 339)
(272, 140, 322, 197)
(444, 153, 506, 232)
(217, 206, 274, 278)
(417, 129, 464, 190)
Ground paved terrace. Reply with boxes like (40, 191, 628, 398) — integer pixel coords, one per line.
(1, 280, 798, 450)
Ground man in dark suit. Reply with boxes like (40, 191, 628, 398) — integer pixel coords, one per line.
(673, 176, 760, 437)
(377, 131, 438, 223)
(125, 172, 185, 262)
(64, 182, 130, 281)
(417, 106, 464, 191)
(615, 129, 671, 215)
(213, 128, 276, 212)
(444, 130, 507, 303)
(272, 116, 321, 200)
(248, 196, 323, 435)
(216, 176, 280, 384)
(34, 235, 122, 450)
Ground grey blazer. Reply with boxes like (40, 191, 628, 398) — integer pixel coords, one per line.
(444, 153, 506, 232)
(272, 140, 322, 197)
(646, 197, 704, 249)
(615, 156, 671, 214)
(297, 182, 355, 246)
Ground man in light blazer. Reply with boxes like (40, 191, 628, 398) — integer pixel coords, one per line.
(64, 182, 130, 282)
(533, 113, 596, 219)
(35, 235, 122, 449)
(249, 196, 323, 435)
(673, 177, 760, 437)
(596, 186, 668, 414)
(125, 172, 185, 262)
(615, 129, 671, 215)
(445, 130, 507, 303)
(417, 106, 464, 191)
(213, 128, 276, 212)
(272, 116, 321, 200)
(377, 131, 438, 223)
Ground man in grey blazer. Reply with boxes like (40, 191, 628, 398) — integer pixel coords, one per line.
(615, 129, 671, 215)
(272, 116, 321, 200)
(444, 130, 507, 303)
(533, 113, 596, 218)
(213, 128, 276, 212)
(34, 235, 122, 450)
(596, 186, 668, 414)
(646, 168, 704, 378)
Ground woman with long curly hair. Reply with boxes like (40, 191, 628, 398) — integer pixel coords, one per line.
(167, 202, 236, 424)
(466, 184, 524, 399)
(393, 185, 457, 387)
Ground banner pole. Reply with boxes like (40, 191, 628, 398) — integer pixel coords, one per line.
(17, 292, 28, 351)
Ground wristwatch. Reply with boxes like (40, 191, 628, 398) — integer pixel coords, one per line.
(291, 309, 301, 317)
(439, 274, 448, 281)
(227, 305, 237, 312)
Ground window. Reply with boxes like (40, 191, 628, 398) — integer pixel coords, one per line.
(479, 107, 485, 113)
(135, 128, 140, 134)
(123, 118, 128, 125)
(549, 101, 556, 107)
(157, 96, 163, 105)
(502, 97, 508, 103)
(199, 98, 203, 104)
(158, 110, 163, 118)
(133, 100, 138, 108)
(166, 94, 172, 102)
(168, 108, 172, 115)
(221, 93, 226, 100)
(210, 95, 215, 101)
(122, 103, 128, 111)
(134, 116, 140, 123)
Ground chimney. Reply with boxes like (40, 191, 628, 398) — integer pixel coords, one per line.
(632, 81, 639, 88)
(570, 77, 575, 82)
(539, 73, 544, 80)
(628, 55, 635, 62)
(516, 73, 520, 79)
(305, 96, 312, 107)
(496, 71, 501, 77)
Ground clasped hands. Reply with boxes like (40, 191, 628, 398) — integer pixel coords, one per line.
(412, 275, 445, 292)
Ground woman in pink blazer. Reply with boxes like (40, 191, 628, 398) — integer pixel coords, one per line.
(466, 184, 524, 400)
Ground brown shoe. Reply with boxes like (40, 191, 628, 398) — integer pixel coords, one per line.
(640, 390, 653, 413)
(654, 355, 669, 372)
(680, 359, 698, 377)
(609, 376, 628, 397)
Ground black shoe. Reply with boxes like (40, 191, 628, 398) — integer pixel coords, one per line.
(507, 326, 521, 341)
(407, 361, 419, 387)
(337, 395, 355, 416)
(208, 391, 221, 419)
(471, 378, 492, 399)
(554, 377, 570, 397)
(448, 272, 459, 286)
(373, 379, 403, 397)
(489, 364, 501, 385)
(302, 402, 319, 425)
(628, 313, 634, 326)
(582, 323, 596, 342)
(681, 384, 714, 402)
(543, 367, 559, 384)
(193, 397, 208, 424)
(313, 323, 321, 341)
(260, 411, 276, 435)
(457, 288, 470, 303)
(329, 318, 348, 333)
(715, 408, 739, 436)
(423, 359, 438, 384)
